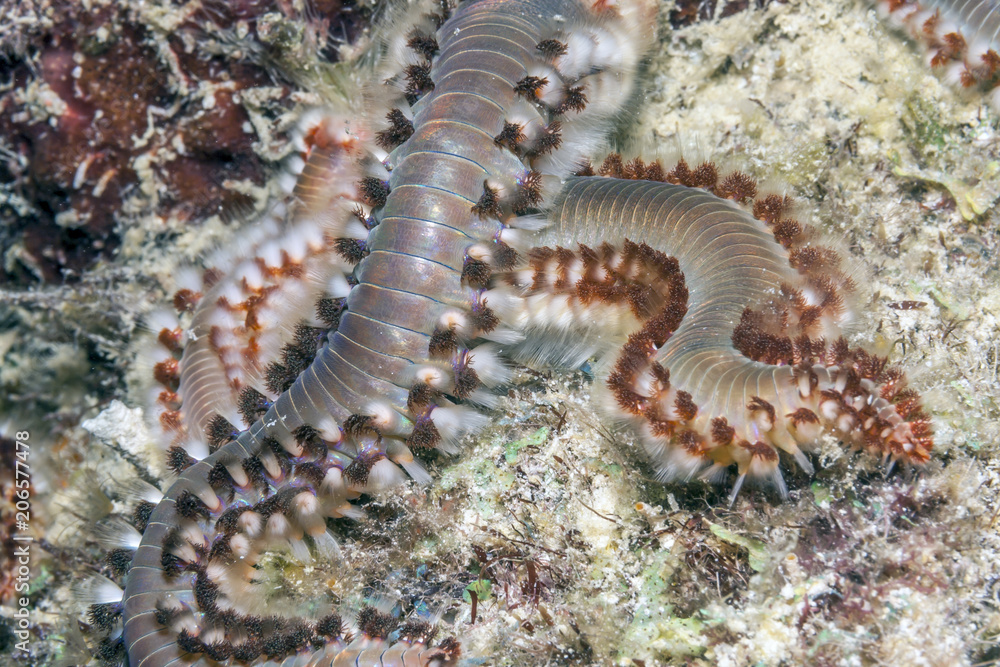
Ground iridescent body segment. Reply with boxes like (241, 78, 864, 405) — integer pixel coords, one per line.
(89, 0, 936, 665)
(117, 0, 653, 664)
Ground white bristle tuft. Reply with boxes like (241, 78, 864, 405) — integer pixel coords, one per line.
(321, 467, 346, 497)
(316, 418, 343, 443)
(180, 438, 210, 462)
(466, 388, 500, 408)
(533, 119, 610, 177)
(299, 220, 327, 250)
(530, 64, 564, 107)
(479, 326, 525, 345)
(94, 518, 142, 550)
(288, 538, 312, 563)
(207, 307, 239, 331)
(414, 365, 447, 388)
(792, 449, 815, 476)
(699, 463, 730, 486)
(282, 230, 310, 263)
(235, 261, 265, 290)
(173, 266, 204, 293)
(590, 26, 627, 70)
(260, 450, 282, 479)
(758, 465, 788, 500)
(193, 484, 222, 512)
(73, 575, 124, 606)
(230, 534, 252, 560)
(364, 401, 404, 434)
(204, 562, 228, 582)
(258, 241, 284, 268)
(497, 228, 529, 250)
(218, 282, 246, 308)
(466, 243, 493, 262)
(156, 597, 184, 614)
(480, 288, 524, 324)
(469, 343, 510, 387)
(507, 99, 544, 127)
(333, 501, 365, 521)
(146, 385, 171, 412)
(397, 455, 432, 485)
(650, 442, 706, 483)
(272, 430, 303, 457)
(438, 310, 470, 335)
(943, 61, 967, 87)
(179, 520, 207, 548)
(293, 492, 326, 533)
(226, 461, 249, 487)
(168, 541, 198, 565)
(727, 473, 747, 508)
(365, 159, 391, 181)
(145, 309, 181, 335)
(266, 513, 294, 541)
(556, 30, 594, 79)
(119, 477, 164, 505)
(172, 611, 200, 637)
(239, 511, 264, 538)
(364, 457, 406, 490)
(327, 273, 352, 299)
(200, 626, 226, 647)
(508, 213, 548, 231)
(429, 405, 490, 443)
(344, 218, 370, 239)
(311, 531, 341, 560)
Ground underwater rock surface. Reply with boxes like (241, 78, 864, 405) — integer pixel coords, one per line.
(1, 0, 998, 665)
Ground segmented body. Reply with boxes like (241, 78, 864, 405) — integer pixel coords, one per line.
(95, 0, 939, 665)
(879, 0, 1000, 108)
(120, 0, 650, 664)
(530, 177, 929, 495)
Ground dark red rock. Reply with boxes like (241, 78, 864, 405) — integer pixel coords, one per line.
(0, 0, 367, 284)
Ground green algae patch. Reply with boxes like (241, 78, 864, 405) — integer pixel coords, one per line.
(623, 550, 707, 659)
(505, 427, 549, 464)
(464, 579, 493, 604)
(811, 482, 834, 509)
(438, 447, 515, 495)
(902, 97, 947, 151)
(708, 522, 768, 572)
(890, 151, 1000, 221)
